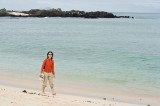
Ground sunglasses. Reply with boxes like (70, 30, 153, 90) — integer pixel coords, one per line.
(48, 54, 52, 55)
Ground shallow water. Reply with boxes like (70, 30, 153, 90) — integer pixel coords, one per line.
(0, 13, 160, 99)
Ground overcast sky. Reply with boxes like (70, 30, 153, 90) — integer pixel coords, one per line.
(0, 0, 160, 13)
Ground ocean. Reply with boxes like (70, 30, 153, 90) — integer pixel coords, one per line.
(0, 13, 160, 104)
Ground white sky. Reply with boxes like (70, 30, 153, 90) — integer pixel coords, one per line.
(0, 0, 160, 13)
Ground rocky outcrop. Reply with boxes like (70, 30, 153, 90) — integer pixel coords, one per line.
(0, 8, 8, 16)
(0, 8, 134, 18)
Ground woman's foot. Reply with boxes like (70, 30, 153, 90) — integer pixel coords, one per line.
(52, 93, 56, 95)
(41, 92, 47, 96)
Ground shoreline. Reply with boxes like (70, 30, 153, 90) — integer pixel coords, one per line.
(0, 76, 159, 106)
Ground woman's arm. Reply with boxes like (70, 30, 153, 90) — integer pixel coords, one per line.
(40, 59, 46, 74)
(52, 60, 55, 77)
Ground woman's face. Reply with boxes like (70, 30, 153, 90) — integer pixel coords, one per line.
(48, 52, 52, 59)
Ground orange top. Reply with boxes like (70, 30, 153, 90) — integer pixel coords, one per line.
(41, 58, 54, 75)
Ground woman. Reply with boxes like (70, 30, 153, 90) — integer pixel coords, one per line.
(39, 51, 56, 96)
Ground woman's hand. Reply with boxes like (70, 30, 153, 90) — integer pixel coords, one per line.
(39, 73, 43, 78)
(52, 73, 55, 78)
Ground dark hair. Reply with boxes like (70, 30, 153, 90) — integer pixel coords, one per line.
(47, 51, 53, 59)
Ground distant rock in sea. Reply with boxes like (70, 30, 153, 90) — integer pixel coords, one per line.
(0, 8, 134, 19)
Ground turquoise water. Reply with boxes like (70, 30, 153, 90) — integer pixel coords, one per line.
(0, 13, 160, 98)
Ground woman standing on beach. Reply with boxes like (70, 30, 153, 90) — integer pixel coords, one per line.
(39, 51, 56, 96)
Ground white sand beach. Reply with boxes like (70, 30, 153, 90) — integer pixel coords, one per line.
(0, 75, 159, 106)
(7, 12, 29, 16)
(0, 84, 148, 106)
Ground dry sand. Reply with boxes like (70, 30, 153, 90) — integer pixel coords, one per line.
(0, 85, 147, 106)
